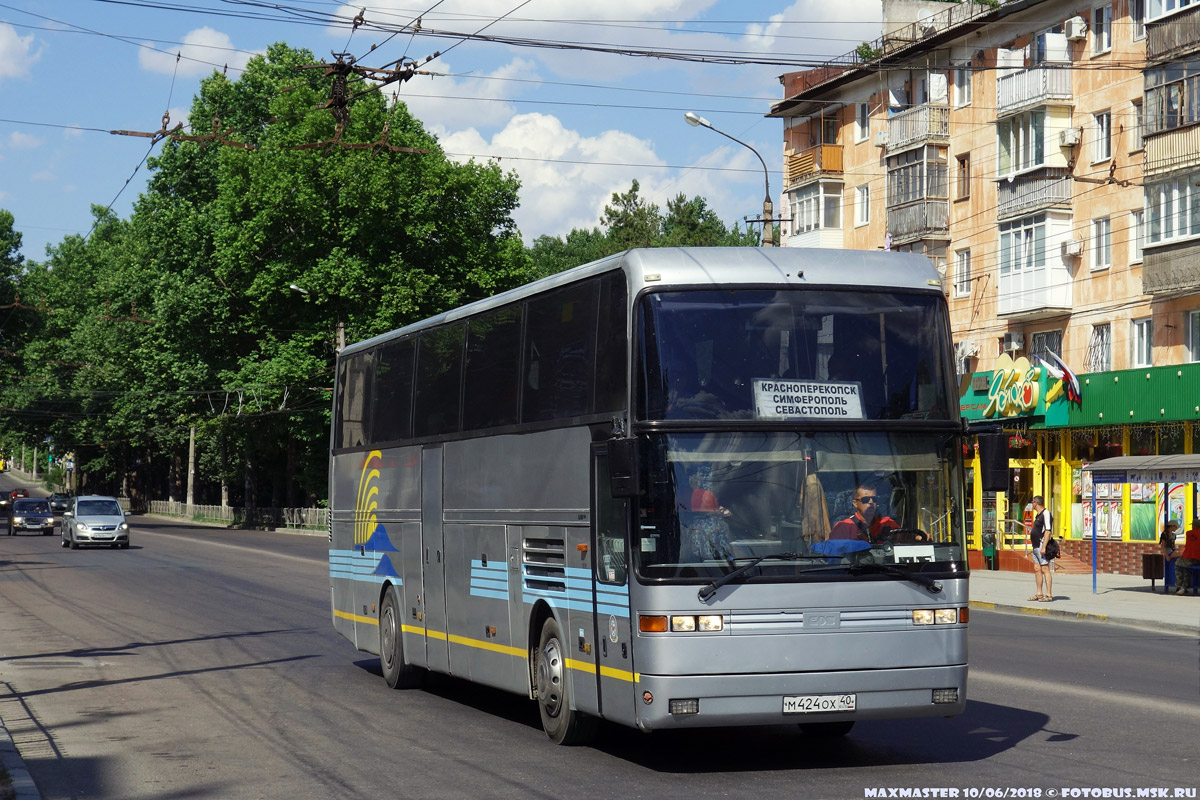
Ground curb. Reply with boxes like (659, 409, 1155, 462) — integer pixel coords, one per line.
(0, 723, 40, 800)
(969, 599, 1199, 635)
(136, 513, 326, 537)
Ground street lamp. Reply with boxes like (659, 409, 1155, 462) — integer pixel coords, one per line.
(289, 284, 310, 296)
(684, 111, 775, 247)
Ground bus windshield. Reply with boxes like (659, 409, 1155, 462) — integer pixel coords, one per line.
(637, 288, 952, 421)
(634, 431, 965, 580)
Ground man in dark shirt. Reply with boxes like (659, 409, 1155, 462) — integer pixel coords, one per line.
(830, 485, 898, 543)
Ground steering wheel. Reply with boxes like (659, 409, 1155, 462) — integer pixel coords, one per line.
(875, 527, 929, 544)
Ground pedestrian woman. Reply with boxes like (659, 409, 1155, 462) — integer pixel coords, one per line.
(1160, 519, 1180, 561)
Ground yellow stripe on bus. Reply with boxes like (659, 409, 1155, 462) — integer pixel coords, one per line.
(335, 609, 638, 682)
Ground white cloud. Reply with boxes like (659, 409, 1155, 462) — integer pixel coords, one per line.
(396, 57, 540, 134)
(31, 170, 55, 182)
(9, 131, 42, 149)
(139, 27, 255, 78)
(0, 24, 39, 84)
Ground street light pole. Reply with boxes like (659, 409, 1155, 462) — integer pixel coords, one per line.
(684, 111, 775, 246)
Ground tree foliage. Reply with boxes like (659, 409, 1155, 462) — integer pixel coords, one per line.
(0, 44, 534, 506)
(529, 179, 758, 277)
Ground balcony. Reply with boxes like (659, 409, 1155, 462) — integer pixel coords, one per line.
(1144, 125, 1200, 178)
(1142, 239, 1200, 295)
(885, 104, 949, 152)
(887, 199, 949, 244)
(1147, 4, 1200, 62)
(998, 264, 1072, 318)
(996, 66, 1072, 117)
(997, 168, 1072, 219)
(785, 144, 843, 189)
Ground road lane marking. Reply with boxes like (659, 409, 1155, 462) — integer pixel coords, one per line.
(970, 668, 1200, 719)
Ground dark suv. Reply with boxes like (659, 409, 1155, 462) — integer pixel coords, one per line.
(9, 498, 54, 535)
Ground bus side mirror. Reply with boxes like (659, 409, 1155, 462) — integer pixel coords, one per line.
(608, 438, 640, 498)
(977, 433, 1008, 493)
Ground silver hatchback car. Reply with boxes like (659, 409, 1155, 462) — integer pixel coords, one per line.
(61, 496, 130, 549)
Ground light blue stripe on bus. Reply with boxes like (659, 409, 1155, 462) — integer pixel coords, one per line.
(521, 594, 630, 619)
(471, 588, 509, 601)
(470, 577, 508, 592)
(331, 570, 392, 585)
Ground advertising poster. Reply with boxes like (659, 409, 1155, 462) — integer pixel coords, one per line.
(1096, 481, 1111, 499)
(1130, 482, 1144, 502)
(1081, 465, 1094, 500)
(1082, 504, 1093, 537)
(1107, 501, 1123, 539)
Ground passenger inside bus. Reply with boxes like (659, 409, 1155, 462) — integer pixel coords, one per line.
(677, 465, 734, 562)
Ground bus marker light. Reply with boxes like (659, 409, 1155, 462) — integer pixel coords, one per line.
(669, 698, 699, 715)
(932, 688, 958, 704)
(697, 615, 723, 631)
(958, 608, 969, 624)
(934, 609, 957, 625)
(912, 610, 935, 625)
(639, 615, 668, 632)
(642, 691, 654, 704)
(670, 616, 696, 632)
(577, 543, 588, 552)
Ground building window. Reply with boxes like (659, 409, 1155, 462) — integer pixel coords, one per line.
(1146, 172, 1200, 244)
(855, 184, 870, 226)
(1132, 318, 1153, 367)
(1091, 217, 1112, 269)
(1092, 3, 1112, 53)
(887, 146, 948, 207)
(1087, 323, 1111, 372)
(956, 154, 970, 200)
(1190, 310, 1200, 362)
(954, 249, 971, 297)
(789, 181, 843, 235)
(1093, 111, 1112, 162)
(1147, 0, 1196, 22)
(1132, 101, 1144, 150)
(953, 68, 972, 107)
(1132, 0, 1147, 39)
(822, 118, 838, 145)
(1143, 63, 1200, 135)
(856, 102, 869, 142)
(1131, 209, 1145, 262)
(997, 110, 1046, 176)
(999, 213, 1046, 279)
(1030, 330, 1063, 363)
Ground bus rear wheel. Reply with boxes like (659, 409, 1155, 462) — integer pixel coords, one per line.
(379, 586, 422, 689)
(798, 721, 855, 737)
(535, 616, 597, 745)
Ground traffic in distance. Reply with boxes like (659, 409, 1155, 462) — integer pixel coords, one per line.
(0, 486, 133, 549)
(327, 247, 968, 745)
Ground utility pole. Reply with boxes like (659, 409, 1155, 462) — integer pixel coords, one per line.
(187, 425, 196, 513)
(336, 321, 346, 353)
(32, 446, 38, 480)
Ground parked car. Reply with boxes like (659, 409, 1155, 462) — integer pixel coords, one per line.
(48, 493, 70, 513)
(8, 498, 55, 536)
(61, 496, 130, 550)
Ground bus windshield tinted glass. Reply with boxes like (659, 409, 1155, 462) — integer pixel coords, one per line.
(634, 431, 965, 580)
(637, 289, 952, 421)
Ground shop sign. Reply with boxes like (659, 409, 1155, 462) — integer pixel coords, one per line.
(983, 355, 1041, 418)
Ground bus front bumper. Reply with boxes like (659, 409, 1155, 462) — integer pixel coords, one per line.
(632, 664, 967, 730)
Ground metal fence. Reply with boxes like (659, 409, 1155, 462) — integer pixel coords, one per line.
(146, 501, 328, 531)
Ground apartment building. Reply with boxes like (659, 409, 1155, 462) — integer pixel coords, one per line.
(769, 0, 1200, 574)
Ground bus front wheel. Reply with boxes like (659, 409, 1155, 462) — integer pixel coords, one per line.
(798, 721, 855, 737)
(380, 586, 422, 689)
(535, 616, 597, 745)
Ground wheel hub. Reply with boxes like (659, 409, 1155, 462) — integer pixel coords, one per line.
(537, 638, 564, 717)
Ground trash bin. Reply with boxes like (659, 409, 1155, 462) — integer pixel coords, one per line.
(982, 530, 997, 570)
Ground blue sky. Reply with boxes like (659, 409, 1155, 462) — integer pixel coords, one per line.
(0, 0, 881, 261)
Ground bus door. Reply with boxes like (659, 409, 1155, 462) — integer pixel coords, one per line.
(591, 449, 636, 726)
(422, 445, 451, 673)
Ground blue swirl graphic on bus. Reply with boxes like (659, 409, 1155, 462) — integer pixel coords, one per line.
(354, 450, 397, 553)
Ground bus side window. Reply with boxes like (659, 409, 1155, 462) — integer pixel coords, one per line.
(595, 455, 628, 585)
(336, 351, 373, 448)
(523, 280, 598, 423)
(414, 323, 465, 437)
(595, 272, 628, 414)
(371, 338, 414, 444)
(463, 306, 522, 431)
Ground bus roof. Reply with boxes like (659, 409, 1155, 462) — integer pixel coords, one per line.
(342, 247, 942, 356)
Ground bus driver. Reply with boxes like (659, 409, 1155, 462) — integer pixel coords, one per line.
(829, 485, 899, 544)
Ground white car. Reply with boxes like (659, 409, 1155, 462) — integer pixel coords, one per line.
(61, 496, 130, 550)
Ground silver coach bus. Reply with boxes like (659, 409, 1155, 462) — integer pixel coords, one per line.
(329, 247, 968, 745)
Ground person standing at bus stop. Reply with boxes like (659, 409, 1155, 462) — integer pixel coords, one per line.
(1028, 496, 1053, 602)
(1173, 518, 1200, 594)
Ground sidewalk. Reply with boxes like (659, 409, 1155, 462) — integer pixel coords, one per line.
(969, 566, 1200, 634)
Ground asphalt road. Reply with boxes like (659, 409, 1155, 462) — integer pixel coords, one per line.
(0, 504, 1194, 799)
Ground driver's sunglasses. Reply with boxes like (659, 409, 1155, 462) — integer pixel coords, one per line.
(856, 496, 878, 504)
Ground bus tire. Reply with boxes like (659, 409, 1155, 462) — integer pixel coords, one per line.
(380, 586, 422, 689)
(798, 721, 854, 737)
(535, 616, 597, 745)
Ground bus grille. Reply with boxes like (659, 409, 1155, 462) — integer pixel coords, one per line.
(522, 537, 566, 592)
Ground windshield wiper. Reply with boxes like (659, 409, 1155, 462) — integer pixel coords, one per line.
(698, 552, 800, 602)
(848, 561, 943, 593)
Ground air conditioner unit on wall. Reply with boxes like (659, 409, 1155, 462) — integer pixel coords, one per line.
(874, 130, 888, 147)
(1065, 16, 1088, 41)
(1060, 127, 1080, 147)
(1061, 238, 1084, 257)
(1002, 332, 1024, 352)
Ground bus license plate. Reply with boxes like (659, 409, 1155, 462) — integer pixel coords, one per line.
(782, 694, 856, 714)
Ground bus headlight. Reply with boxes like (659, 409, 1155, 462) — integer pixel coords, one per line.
(934, 608, 958, 625)
(670, 616, 696, 632)
(697, 615, 723, 631)
(913, 608, 965, 625)
(912, 609, 934, 625)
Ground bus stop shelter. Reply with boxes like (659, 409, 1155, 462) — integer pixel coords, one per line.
(1082, 455, 1200, 594)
